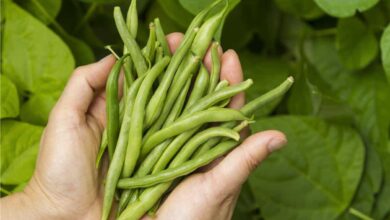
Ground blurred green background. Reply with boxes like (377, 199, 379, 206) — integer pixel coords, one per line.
(1, 0, 390, 219)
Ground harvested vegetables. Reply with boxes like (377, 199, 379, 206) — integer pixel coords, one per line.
(97, 0, 294, 219)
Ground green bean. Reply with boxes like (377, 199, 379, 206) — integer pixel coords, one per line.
(154, 18, 171, 56)
(142, 23, 156, 63)
(96, 89, 127, 168)
(118, 140, 238, 189)
(193, 77, 294, 158)
(123, 0, 138, 86)
(141, 107, 247, 157)
(106, 54, 129, 160)
(151, 128, 200, 174)
(164, 80, 191, 127)
(183, 79, 252, 115)
(241, 76, 294, 116)
(143, 0, 223, 127)
(126, 0, 138, 37)
(95, 129, 108, 168)
(101, 76, 145, 220)
(114, 7, 147, 77)
(193, 120, 250, 158)
(170, 127, 239, 167)
(208, 42, 221, 94)
(118, 182, 171, 220)
(185, 64, 209, 110)
(215, 80, 229, 91)
(119, 140, 171, 208)
(122, 56, 171, 178)
(144, 27, 199, 127)
(142, 55, 200, 139)
(191, 0, 228, 57)
(155, 46, 163, 63)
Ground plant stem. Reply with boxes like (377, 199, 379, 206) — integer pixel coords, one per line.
(349, 208, 373, 220)
(74, 3, 98, 33)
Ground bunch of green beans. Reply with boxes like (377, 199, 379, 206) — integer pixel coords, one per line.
(97, 0, 294, 219)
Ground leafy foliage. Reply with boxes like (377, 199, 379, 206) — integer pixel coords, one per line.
(0, 75, 19, 119)
(250, 116, 365, 220)
(1, 0, 390, 219)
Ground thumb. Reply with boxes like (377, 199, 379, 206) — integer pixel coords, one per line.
(205, 130, 287, 194)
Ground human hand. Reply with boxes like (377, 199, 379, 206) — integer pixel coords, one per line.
(0, 33, 286, 220)
(0, 54, 117, 219)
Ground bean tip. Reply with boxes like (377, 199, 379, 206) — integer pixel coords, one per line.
(287, 76, 294, 83)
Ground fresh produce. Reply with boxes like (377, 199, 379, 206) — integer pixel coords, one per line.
(97, 1, 293, 219)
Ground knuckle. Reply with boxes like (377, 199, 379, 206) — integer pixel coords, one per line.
(240, 147, 260, 172)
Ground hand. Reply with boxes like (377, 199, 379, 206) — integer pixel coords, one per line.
(0, 33, 286, 220)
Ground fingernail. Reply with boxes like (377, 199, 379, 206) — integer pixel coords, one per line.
(267, 138, 287, 152)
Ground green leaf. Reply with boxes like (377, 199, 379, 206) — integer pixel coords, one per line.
(249, 116, 365, 220)
(336, 17, 378, 70)
(314, 0, 379, 17)
(16, 0, 62, 24)
(179, 0, 240, 15)
(380, 24, 390, 83)
(2, 1, 74, 98)
(0, 75, 19, 119)
(274, 0, 323, 19)
(22, 0, 95, 65)
(146, 1, 184, 34)
(240, 51, 290, 117)
(0, 120, 44, 185)
(20, 94, 57, 125)
(157, 0, 193, 29)
(304, 37, 390, 219)
(339, 145, 383, 220)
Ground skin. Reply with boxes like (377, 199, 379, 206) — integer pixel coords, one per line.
(0, 33, 286, 220)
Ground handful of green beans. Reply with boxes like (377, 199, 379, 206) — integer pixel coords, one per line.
(98, 0, 294, 219)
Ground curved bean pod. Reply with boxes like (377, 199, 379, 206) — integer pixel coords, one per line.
(207, 42, 221, 94)
(144, 27, 199, 127)
(170, 127, 239, 167)
(193, 120, 250, 158)
(191, 0, 228, 57)
(214, 80, 229, 91)
(141, 107, 247, 157)
(101, 75, 144, 220)
(118, 140, 238, 189)
(185, 64, 209, 110)
(114, 7, 147, 76)
(122, 56, 170, 177)
(151, 127, 200, 174)
(184, 79, 253, 115)
(241, 76, 294, 116)
(192, 77, 294, 159)
(106, 54, 129, 160)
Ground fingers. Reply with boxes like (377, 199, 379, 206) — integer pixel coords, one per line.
(52, 55, 116, 119)
(220, 50, 244, 109)
(206, 130, 287, 194)
(166, 32, 184, 53)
